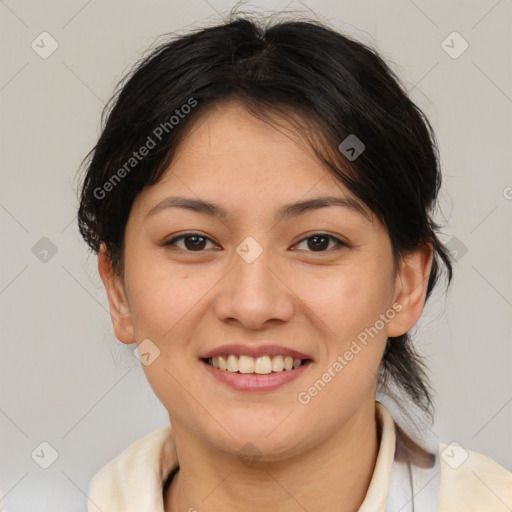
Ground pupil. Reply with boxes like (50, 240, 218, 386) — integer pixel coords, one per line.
(185, 236, 205, 250)
(309, 235, 328, 251)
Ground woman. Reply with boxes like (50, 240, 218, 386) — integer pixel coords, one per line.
(77, 14, 511, 512)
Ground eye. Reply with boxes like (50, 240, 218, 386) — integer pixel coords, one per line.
(163, 232, 218, 252)
(163, 232, 347, 253)
(293, 233, 346, 253)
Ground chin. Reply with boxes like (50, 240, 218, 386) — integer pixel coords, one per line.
(205, 412, 311, 461)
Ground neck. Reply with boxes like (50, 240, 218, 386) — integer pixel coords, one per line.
(164, 400, 380, 512)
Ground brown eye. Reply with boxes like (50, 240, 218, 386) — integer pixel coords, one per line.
(294, 233, 345, 253)
(164, 233, 217, 252)
(183, 235, 207, 251)
(307, 235, 329, 251)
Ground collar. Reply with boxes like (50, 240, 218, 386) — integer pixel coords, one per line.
(87, 403, 420, 512)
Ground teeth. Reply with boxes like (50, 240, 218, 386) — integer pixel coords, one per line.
(227, 354, 238, 372)
(207, 354, 306, 374)
(255, 356, 272, 374)
(238, 355, 255, 374)
(272, 355, 284, 372)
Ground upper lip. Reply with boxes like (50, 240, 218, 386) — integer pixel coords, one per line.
(200, 344, 313, 361)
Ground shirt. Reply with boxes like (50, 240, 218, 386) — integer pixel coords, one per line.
(87, 402, 512, 511)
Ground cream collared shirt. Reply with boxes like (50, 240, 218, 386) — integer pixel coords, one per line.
(87, 403, 512, 511)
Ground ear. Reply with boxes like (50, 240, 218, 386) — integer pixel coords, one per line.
(387, 243, 434, 338)
(97, 243, 136, 344)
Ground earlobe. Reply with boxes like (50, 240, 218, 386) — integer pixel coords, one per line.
(387, 244, 434, 338)
(97, 243, 136, 344)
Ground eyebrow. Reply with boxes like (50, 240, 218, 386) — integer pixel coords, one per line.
(145, 195, 370, 222)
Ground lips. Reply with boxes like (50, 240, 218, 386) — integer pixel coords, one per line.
(201, 356, 312, 392)
(200, 344, 313, 361)
(199, 344, 313, 390)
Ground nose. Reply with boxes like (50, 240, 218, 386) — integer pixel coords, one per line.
(211, 243, 295, 330)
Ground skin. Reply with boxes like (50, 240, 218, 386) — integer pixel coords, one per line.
(98, 100, 433, 512)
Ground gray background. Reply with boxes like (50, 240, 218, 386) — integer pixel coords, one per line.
(1, 0, 511, 510)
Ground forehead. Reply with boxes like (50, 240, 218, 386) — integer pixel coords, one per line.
(131, 100, 373, 226)
(155, 101, 352, 197)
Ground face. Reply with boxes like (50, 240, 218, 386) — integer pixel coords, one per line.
(100, 100, 431, 461)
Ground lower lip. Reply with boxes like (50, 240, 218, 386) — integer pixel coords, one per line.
(201, 360, 312, 391)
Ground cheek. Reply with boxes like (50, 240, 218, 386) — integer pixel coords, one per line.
(124, 247, 215, 342)
(299, 265, 393, 344)
(296, 271, 391, 414)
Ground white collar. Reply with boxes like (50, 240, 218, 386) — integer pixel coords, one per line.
(87, 402, 439, 512)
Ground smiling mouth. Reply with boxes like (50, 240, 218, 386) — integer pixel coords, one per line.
(203, 354, 311, 374)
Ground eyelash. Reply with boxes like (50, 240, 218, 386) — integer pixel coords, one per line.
(163, 232, 347, 254)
